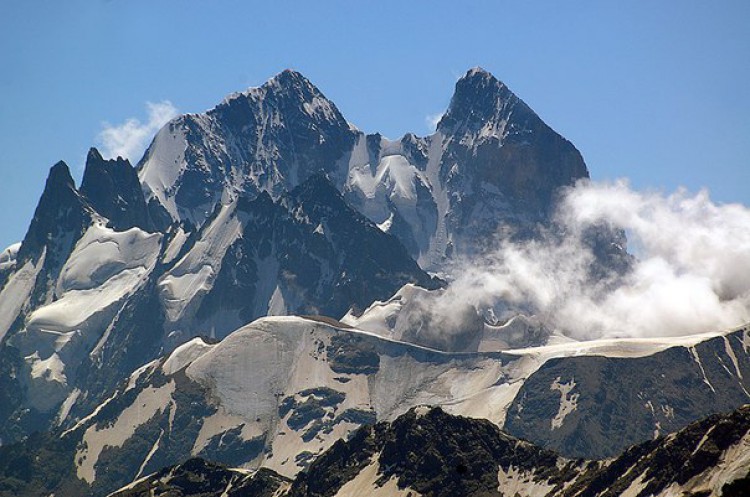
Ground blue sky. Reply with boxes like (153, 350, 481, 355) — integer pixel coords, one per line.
(1, 1, 748, 251)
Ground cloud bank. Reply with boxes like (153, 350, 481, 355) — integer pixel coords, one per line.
(98, 101, 178, 161)
(436, 180, 750, 340)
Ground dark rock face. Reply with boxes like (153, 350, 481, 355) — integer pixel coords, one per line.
(0, 150, 161, 431)
(438, 68, 589, 217)
(284, 405, 750, 497)
(0, 430, 87, 497)
(279, 387, 350, 443)
(16, 161, 91, 271)
(287, 408, 577, 497)
(504, 327, 750, 459)
(79, 148, 151, 231)
(326, 332, 380, 375)
(282, 175, 441, 314)
(374, 409, 570, 497)
(191, 174, 441, 339)
(566, 405, 750, 497)
(436, 69, 590, 257)
(7, 401, 750, 497)
(109, 458, 289, 497)
(0, 163, 96, 442)
(288, 405, 750, 496)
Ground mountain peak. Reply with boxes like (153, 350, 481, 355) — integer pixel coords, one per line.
(457, 66, 506, 91)
(17, 160, 90, 264)
(80, 148, 149, 231)
(83, 147, 131, 175)
(290, 172, 340, 200)
(269, 68, 310, 87)
(464, 65, 493, 79)
(86, 147, 103, 163)
(249, 68, 322, 103)
(47, 160, 76, 191)
(216, 69, 321, 110)
(438, 67, 516, 133)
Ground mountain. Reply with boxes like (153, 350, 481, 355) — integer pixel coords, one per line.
(155, 173, 440, 347)
(138, 69, 357, 231)
(107, 405, 750, 497)
(0, 171, 434, 445)
(138, 67, 590, 268)
(504, 325, 750, 459)
(0, 67, 599, 444)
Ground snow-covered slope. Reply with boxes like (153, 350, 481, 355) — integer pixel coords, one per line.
(10, 223, 160, 412)
(23, 318, 750, 495)
(0, 162, 435, 445)
(65, 315, 515, 492)
(4, 317, 750, 496)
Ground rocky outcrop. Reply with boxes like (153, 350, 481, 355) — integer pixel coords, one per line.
(79, 148, 151, 232)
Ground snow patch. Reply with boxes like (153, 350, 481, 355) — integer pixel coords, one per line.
(162, 227, 189, 265)
(496, 465, 555, 496)
(139, 122, 188, 221)
(135, 428, 164, 479)
(0, 242, 20, 272)
(550, 377, 579, 430)
(56, 388, 81, 426)
(27, 351, 67, 384)
(688, 346, 716, 393)
(376, 213, 394, 233)
(420, 131, 450, 270)
(76, 381, 176, 483)
(159, 202, 243, 324)
(0, 255, 45, 342)
(162, 337, 214, 375)
(26, 225, 160, 333)
(619, 472, 651, 497)
(333, 454, 419, 497)
(268, 285, 287, 316)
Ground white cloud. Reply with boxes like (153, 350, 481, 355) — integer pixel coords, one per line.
(421, 180, 750, 341)
(97, 100, 178, 161)
(425, 112, 443, 132)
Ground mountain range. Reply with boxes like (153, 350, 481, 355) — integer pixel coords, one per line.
(0, 67, 747, 496)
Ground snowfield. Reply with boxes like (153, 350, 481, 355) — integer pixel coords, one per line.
(67, 314, 750, 483)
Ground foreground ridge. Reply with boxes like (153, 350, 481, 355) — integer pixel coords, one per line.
(3, 318, 750, 496)
(109, 405, 750, 497)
